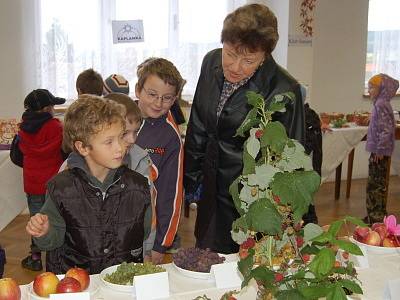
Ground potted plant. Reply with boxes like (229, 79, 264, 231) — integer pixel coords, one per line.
(229, 91, 365, 300)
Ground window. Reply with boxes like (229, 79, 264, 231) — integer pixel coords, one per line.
(39, 0, 245, 103)
(365, 0, 400, 91)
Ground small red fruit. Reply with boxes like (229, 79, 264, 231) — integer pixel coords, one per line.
(56, 277, 82, 293)
(334, 260, 341, 268)
(302, 254, 310, 262)
(272, 194, 281, 204)
(295, 236, 304, 248)
(341, 251, 349, 260)
(239, 247, 249, 259)
(65, 267, 90, 290)
(255, 129, 263, 139)
(241, 237, 256, 249)
(274, 273, 284, 282)
(0, 278, 21, 300)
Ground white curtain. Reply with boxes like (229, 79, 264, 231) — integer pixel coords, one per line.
(35, 0, 246, 101)
(366, 0, 400, 87)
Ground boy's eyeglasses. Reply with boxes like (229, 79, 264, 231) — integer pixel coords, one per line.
(143, 86, 176, 104)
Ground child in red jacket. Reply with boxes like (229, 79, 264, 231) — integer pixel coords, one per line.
(18, 89, 65, 271)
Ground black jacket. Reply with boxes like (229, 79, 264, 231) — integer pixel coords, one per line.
(45, 166, 150, 274)
(184, 49, 305, 253)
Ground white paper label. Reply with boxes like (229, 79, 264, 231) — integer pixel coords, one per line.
(134, 271, 169, 300)
(49, 292, 90, 300)
(112, 20, 144, 44)
(211, 261, 243, 289)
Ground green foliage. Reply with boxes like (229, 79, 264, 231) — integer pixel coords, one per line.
(229, 92, 363, 300)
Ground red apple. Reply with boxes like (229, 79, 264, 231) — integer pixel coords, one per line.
(65, 267, 90, 290)
(371, 223, 387, 240)
(0, 278, 21, 300)
(33, 272, 59, 297)
(364, 230, 381, 246)
(56, 277, 82, 293)
(353, 226, 370, 242)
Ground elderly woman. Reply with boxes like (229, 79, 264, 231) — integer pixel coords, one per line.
(184, 4, 305, 253)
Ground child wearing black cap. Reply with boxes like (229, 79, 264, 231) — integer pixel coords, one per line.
(17, 89, 65, 271)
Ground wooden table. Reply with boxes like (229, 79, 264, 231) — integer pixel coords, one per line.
(335, 126, 400, 200)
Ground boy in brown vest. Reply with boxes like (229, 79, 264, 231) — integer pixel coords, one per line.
(26, 95, 151, 274)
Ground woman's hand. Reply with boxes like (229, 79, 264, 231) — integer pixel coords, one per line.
(26, 213, 49, 237)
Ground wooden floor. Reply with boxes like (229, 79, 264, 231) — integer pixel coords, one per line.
(1, 176, 400, 285)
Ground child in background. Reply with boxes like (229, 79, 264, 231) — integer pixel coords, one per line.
(76, 68, 104, 96)
(26, 96, 152, 274)
(135, 57, 184, 264)
(104, 92, 156, 260)
(18, 89, 65, 271)
(364, 73, 399, 224)
(103, 74, 130, 96)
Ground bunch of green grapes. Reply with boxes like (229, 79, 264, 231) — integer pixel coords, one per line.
(103, 261, 165, 285)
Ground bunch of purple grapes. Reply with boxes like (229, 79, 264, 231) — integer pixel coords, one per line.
(173, 247, 225, 273)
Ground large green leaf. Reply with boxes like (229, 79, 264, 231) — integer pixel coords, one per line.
(327, 220, 344, 237)
(268, 102, 286, 113)
(247, 91, 265, 107)
(332, 239, 363, 256)
(246, 128, 261, 159)
(337, 279, 363, 295)
(326, 284, 347, 300)
(229, 177, 245, 215)
(260, 121, 288, 154)
(243, 147, 256, 175)
(247, 164, 279, 189)
(245, 198, 282, 235)
(271, 171, 321, 222)
(250, 266, 275, 282)
(235, 107, 259, 137)
(304, 223, 324, 243)
(298, 284, 332, 299)
(308, 248, 335, 277)
(276, 289, 306, 300)
(239, 183, 259, 208)
(344, 215, 368, 227)
(276, 142, 314, 172)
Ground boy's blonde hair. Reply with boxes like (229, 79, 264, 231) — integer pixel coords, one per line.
(76, 68, 104, 96)
(104, 92, 142, 125)
(136, 58, 184, 95)
(63, 95, 126, 152)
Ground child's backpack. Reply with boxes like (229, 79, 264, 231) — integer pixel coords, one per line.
(0, 245, 5, 278)
(10, 134, 23, 167)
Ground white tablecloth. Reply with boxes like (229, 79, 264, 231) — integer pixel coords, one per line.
(321, 126, 368, 183)
(18, 251, 400, 299)
(0, 150, 26, 231)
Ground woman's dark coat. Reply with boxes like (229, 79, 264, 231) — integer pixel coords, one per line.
(184, 49, 305, 253)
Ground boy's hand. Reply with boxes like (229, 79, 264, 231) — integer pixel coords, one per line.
(26, 213, 49, 237)
(151, 250, 165, 265)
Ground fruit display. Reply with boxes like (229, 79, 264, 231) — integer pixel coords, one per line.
(33, 272, 60, 298)
(352, 215, 400, 247)
(103, 262, 165, 285)
(32, 267, 90, 297)
(173, 248, 225, 273)
(65, 267, 90, 290)
(0, 278, 21, 300)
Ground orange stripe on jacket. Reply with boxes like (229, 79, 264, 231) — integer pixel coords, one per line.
(162, 112, 184, 247)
